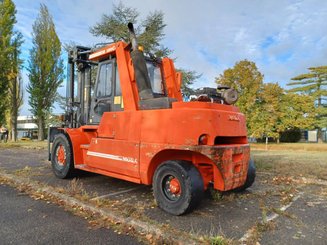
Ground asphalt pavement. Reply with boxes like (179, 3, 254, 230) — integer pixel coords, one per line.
(0, 184, 140, 245)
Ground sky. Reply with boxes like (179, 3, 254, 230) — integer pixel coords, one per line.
(14, 0, 327, 115)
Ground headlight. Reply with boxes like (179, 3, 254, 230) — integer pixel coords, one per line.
(198, 134, 209, 145)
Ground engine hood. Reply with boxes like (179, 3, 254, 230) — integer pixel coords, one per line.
(172, 101, 240, 112)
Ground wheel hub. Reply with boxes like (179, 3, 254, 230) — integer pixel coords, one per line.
(56, 145, 66, 166)
(163, 175, 182, 201)
(169, 178, 181, 194)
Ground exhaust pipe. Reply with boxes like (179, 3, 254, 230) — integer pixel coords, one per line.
(128, 23, 138, 51)
(127, 23, 154, 100)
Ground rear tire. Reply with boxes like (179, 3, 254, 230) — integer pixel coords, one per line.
(51, 133, 75, 179)
(153, 160, 204, 215)
(235, 159, 256, 192)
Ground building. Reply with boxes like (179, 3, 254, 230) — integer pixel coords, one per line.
(17, 116, 38, 139)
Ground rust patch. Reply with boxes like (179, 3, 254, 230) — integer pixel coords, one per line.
(141, 142, 250, 191)
(186, 144, 250, 191)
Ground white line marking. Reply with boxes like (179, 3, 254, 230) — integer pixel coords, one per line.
(87, 151, 138, 164)
(90, 187, 141, 201)
(239, 192, 304, 244)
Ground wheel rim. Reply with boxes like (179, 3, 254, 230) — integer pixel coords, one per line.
(162, 175, 182, 201)
(56, 145, 66, 166)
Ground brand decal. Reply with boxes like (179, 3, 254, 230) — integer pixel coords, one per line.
(87, 151, 138, 164)
(228, 115, 240, 121)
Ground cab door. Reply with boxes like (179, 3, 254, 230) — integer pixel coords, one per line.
(86, 59, 140, 179)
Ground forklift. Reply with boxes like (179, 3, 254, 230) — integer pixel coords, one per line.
(48, 23, 255, 215)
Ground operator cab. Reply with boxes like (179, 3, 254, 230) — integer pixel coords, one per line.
(65, 24, 180, 128)
(90, 57, 167, 124)
(66, 41, 175, 127)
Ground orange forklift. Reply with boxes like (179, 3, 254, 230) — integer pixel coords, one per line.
(48, 23, 255, 215)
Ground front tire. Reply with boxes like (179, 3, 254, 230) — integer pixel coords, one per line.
(153, 160, 204, 215)
(51, 133, 75, 179)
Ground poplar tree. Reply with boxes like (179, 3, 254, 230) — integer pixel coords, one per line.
(0, 0, 16, 124)
(7, 32, 24, 141)
(27, 4, 64, 140)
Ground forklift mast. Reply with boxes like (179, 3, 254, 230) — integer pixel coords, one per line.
(66, 46, 93, 128)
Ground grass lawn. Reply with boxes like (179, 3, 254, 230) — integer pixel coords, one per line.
(251, 143, 327, 180)
(251, 142, 327, 152)
(0, 140, 47, 149)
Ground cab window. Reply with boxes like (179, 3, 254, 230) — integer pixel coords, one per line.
(96, 62, 113, 97)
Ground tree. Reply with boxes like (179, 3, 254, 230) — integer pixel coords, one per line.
(252, 83, 284, 141)
(252, 83, 315, 143)
(90, 2, 171, 57)
(280, 93, 316, 131)
(90, 2, 199, 94)
(0, 0, 23, 141)
(0, 0, 16, 124)
(215, 60, 264, 135)
(288, 66, 327, 143)
(7, 32, 24, 141)
(27, 4, 64, 140)
(215, 60, 316, 142)
(177, 69, 201, 97)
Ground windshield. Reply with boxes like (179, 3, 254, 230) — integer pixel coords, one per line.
(146, 61, 165, 96)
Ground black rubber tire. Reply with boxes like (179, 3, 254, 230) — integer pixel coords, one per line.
(153, 160, 204, 215)
(235, 159, 256, 192)
(51, 133, 75, 179)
